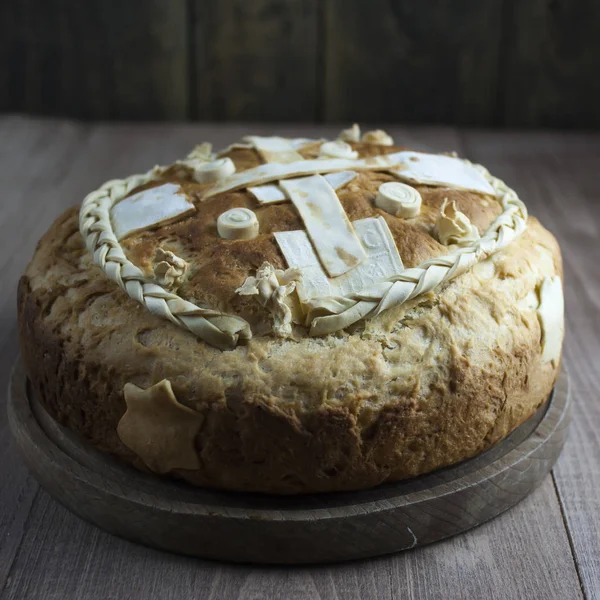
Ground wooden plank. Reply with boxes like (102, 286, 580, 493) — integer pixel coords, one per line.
(0, 116, 90, 592)
(463, 129, 600, 599)
(390, 479, 581, 600)
(191, 0, 318, 121)
(0, 1, 188, 120)
(503, 0, 600, 128)
(323, 0, 504, 125)
(0, 325, 38, 592)
(1, 479, 582, 600)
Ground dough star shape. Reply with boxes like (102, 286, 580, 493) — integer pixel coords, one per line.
(117, 379, 204, 473)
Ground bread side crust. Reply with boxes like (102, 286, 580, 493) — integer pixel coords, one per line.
(17, 207, 562, 493)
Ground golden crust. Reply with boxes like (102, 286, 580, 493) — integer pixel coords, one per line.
(18, 160, 563, 493)
(119, 143, 502, 330)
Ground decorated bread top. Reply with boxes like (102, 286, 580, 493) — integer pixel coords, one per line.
(79, 125, 537, 352)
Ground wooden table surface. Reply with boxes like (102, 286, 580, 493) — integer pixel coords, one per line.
(1, 116, 598, 600)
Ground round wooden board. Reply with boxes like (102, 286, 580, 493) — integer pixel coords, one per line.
(8, 359, 570, 565)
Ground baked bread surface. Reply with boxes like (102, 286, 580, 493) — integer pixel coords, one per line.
(18, 137, 563, 494)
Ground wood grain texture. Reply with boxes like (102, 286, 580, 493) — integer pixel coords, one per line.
(0, 0, 189, 120)
(502, 0, 600, 128)
(191, 0, 318, 121)
(0, 480, 583, 600)
(0, 118, 596, 598)
(323, 0, 504, 125)
(463, 129, 600, 600)
(0, 117, 88, 593)
(0, 2, 598, 127)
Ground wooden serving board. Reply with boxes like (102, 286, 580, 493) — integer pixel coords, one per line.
(7, 359, 570, 564)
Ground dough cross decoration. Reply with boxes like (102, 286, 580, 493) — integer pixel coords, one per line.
(79, 133, 528, 348)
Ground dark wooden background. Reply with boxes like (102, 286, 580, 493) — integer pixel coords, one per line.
(1, 0, 599, 128)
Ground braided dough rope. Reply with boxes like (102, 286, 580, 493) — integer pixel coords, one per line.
(79, 168, 252, 350)
(79, 152, 526, 347)
(305, 165, 528, 336)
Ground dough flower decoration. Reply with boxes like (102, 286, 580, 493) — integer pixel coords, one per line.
(236, 262, 302, 337)
(153, 249, 189, 289)
(361, 129, 394, 145)
(185, 142, 213, 161)
(436, 199, 480, 246)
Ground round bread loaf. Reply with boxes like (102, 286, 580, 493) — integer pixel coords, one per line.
(17, 129, 564, 494)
